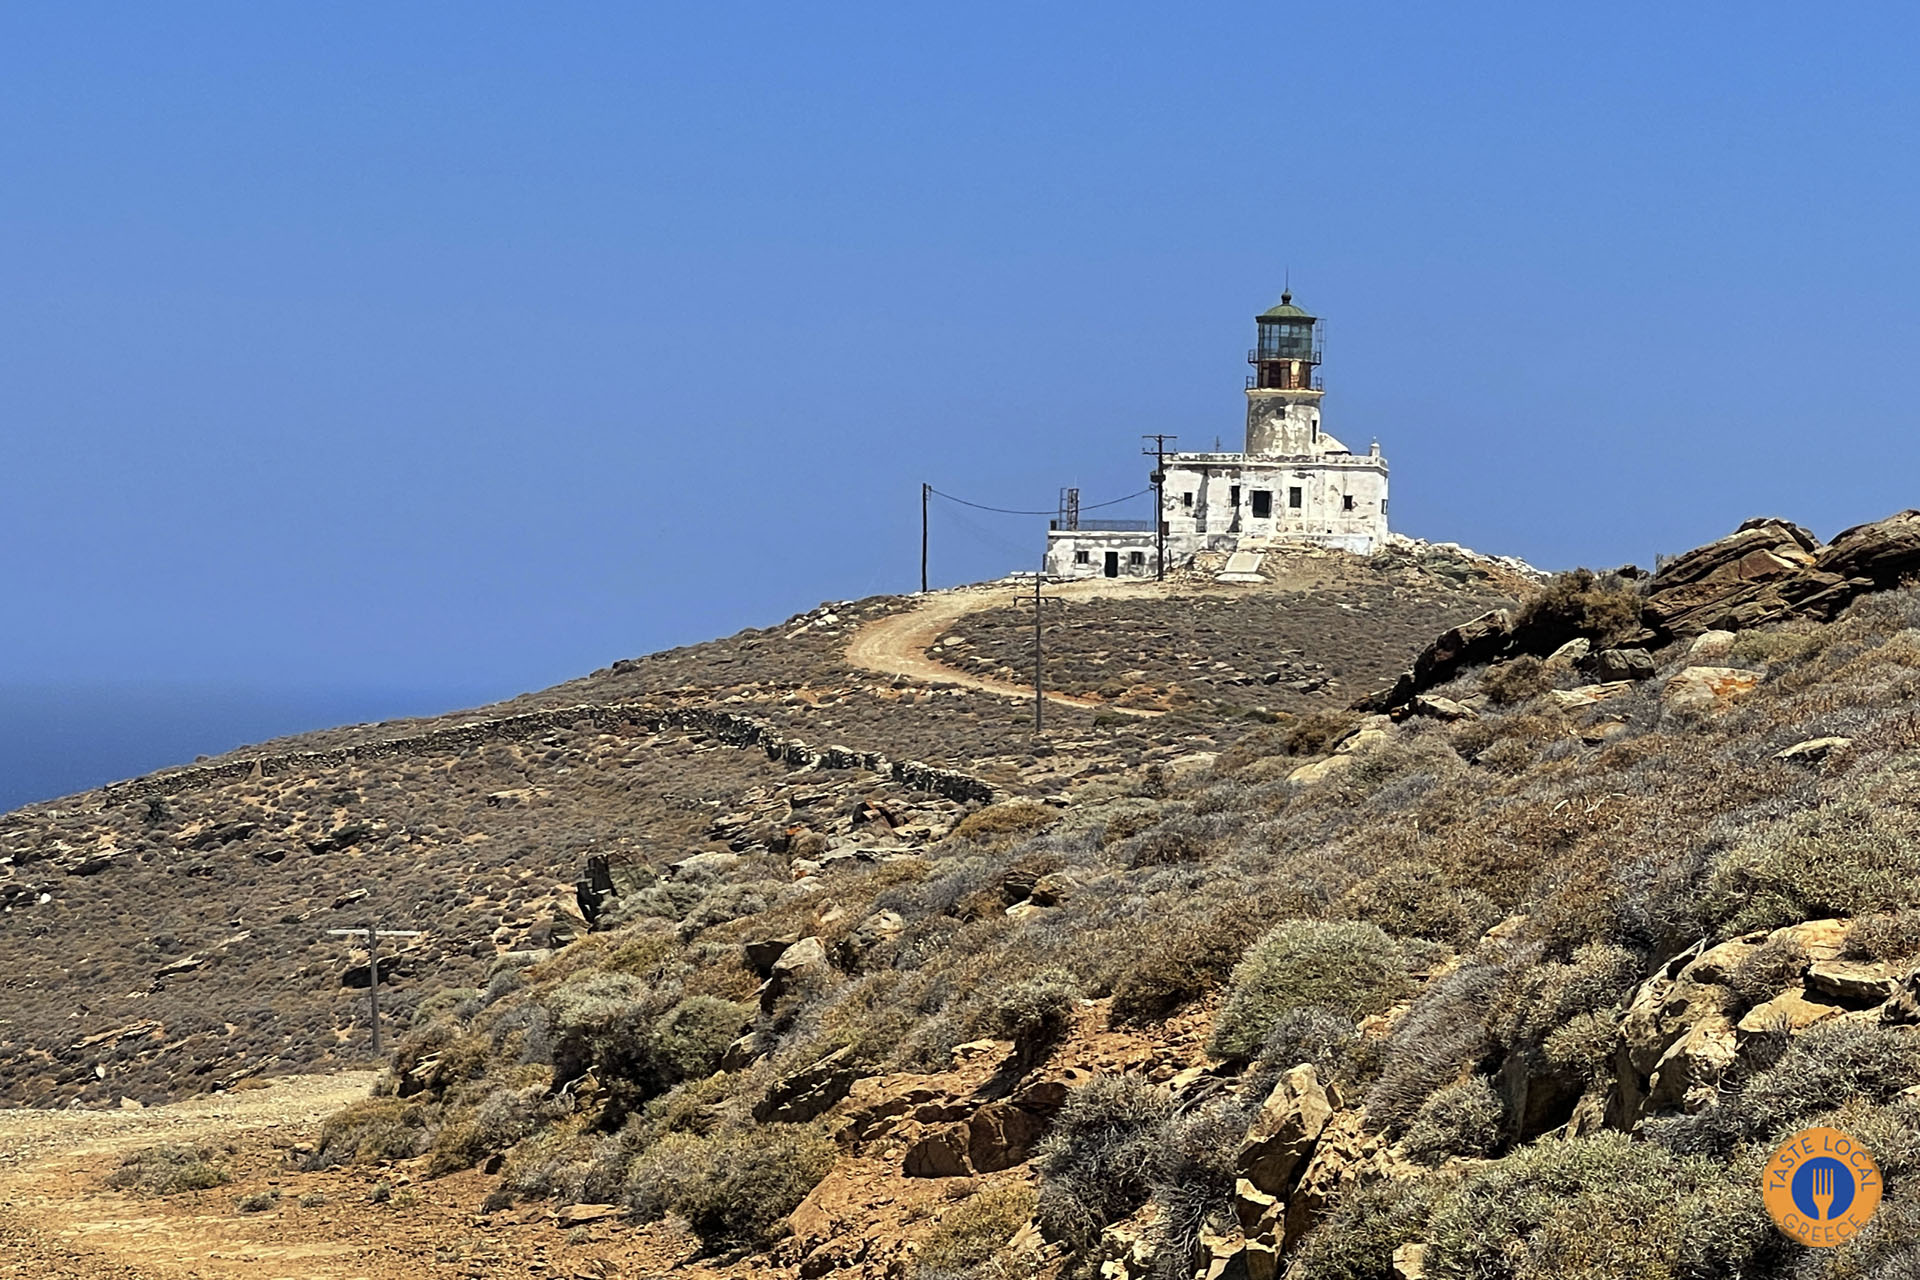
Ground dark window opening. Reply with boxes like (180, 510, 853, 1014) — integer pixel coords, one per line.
(1342, 494, 1355, 511)
(1128, 551, 1145, 567)
(1073, 550, 1090, 565)
(1382, 498, 1390, 514)
(1250, 490, 1272, 519)
(1181, 492, 1194, 508)
(1230, 485, 1241, 506)
(1289, 487, 1303, 509)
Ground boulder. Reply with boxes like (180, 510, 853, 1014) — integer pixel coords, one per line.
(1816, 509, 1920, 584)
(1775, 736, 1852, 765)
(1736, 988, 1843, 1035)
(744, 936, 798, 977)
(1237, 1065, 1335, 1199)
(902, 1126, 971, 1178)
(1591, 648, 1656, 681)
(759, 936, 828, 1010)
(1407, 694, 1476, 722)
(754, 1045, 861, 1124)
(1688, 629, 1738, 660)
(1662, 666, 1761, 714)
(1549, 682, 1638, 711)
(1805, 960, 1903, 1006)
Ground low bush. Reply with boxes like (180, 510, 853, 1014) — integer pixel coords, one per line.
(951, 802, 1060, 849)
(1399, 1075, 1504, 1166)
(307, 1098, 429, 1169)
(1481, 656, 1552, 707)
(1700, 790, 1920, 932)
(1422, 1132, 1767, 1280)
(983, 972, 1079, 1059)
(624, 1123, 836, 1246)
(1724, 937, 1808, 1012)
(1033, 1076, 1172, 1250)
(915, 1184, 1037, 1278)
(649, 995, 751, 1087)
(1336, 859, 1492, 944)
(1511, 568, 1644, 652)
(1110, 903, 1266, 1027)
(1845, 910, 1920, 963)
(234, 1188, 281, 1213)
(103, 1142, 232, 1194)
(1209, 920, 1406, 1061)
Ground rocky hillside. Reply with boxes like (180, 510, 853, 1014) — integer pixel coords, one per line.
(17, 513, 1920, 1279)
(0, 540, 1516, 1109)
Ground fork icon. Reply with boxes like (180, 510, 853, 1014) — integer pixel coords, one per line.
(1811, 1166, 1836, 1221)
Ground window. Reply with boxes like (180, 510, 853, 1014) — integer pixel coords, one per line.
(1181, 491, 1194, 508)
(1250, 490, 1272, 518)
(1382, 498, 1390, 514)
(1230, 485, 1241, 506)
(1289, 486, 1303, 509)
(1129, 551, 1145, 567)
(1342, 494, 1355, 511)
(1073, 550, 1090, 565)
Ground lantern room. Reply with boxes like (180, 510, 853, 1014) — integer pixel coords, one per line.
(1248, 291, 1322, 391)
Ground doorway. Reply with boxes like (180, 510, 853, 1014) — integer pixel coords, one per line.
(1103, 551, 1120, 578)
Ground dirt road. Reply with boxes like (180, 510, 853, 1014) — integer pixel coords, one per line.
(0, 1073, 708, 1280)
(844, 581, 1168, 717)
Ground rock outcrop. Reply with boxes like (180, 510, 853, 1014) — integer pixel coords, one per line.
(1357, 510, 1920, 712)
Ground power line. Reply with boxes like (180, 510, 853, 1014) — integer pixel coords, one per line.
(927, 486, 1151, 517)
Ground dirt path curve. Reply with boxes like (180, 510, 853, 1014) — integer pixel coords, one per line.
(0, 1073, 376, 1280)
(845, 581, 1174, 718)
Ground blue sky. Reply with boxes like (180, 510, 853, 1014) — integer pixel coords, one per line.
(5, 4, 1920, 802)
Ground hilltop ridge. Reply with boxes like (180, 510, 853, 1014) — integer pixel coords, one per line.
(12, 518, 1920, 1277)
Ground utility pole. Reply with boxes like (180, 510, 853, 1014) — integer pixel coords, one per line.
(326, 921, 423, 1059)
(1141, 435, 1177, 581)
(921, 483, 930, 594)
(1032, 568, 1044, 735)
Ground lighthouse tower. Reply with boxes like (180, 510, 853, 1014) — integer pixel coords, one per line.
(1245, 291, 1324, 456)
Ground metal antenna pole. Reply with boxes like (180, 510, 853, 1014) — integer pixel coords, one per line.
(920, 483, 929, 594)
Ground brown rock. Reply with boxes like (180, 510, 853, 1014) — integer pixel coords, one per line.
(1237, 1065, 1334, 1198)
(902, 1126, 970, 1177)
(1662, 666, 1761, 713)
(754, 1045, 860, 1124)
(1805, 960, 1903, 1006)
(1816, 509, 1920, 584)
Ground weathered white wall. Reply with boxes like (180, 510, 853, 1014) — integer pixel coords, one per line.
(1043, 529, 1160, 579)
(1245, 389, 1325, 456)
(1159, 451, 1388, 552)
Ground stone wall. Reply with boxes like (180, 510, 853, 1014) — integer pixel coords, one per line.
(0, 702, 994, 835)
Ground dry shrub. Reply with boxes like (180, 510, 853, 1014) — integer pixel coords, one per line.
(1110, 901, 1267, 1027)
(952, 801, 1061, 849)
(308, 1098, 430, 1169)
(103, 1142, 233, 1194)
(1481, 656, 1552, 707)
(1422, 1132, 1764, 1279)
(1512, 568, 1644, 651)
(1336, 860, 1493, 945)
(1724, 937, 1808, 1013)
(1701, 787, 1920, 932)
(1209, 920, 1407, 1061)
(916, 1184, 1037, 1277)
(1845, 910, 1920, 963)
(1033, 1076, 1172, 1250)
(1400, 1075, 1504, 1166)
(624, 1123, 836, 1245)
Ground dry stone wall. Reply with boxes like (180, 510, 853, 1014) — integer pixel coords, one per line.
(0, 702, 993, 837)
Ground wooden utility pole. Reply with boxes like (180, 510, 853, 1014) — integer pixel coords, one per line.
(326, 922, 423, 1059)
(1141, 435, 1177, 581)
(921, 482, 930, 594)
(1032, 569, 1044, 735)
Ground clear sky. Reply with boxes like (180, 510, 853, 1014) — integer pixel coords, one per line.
(5, 4, 1920, 804)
